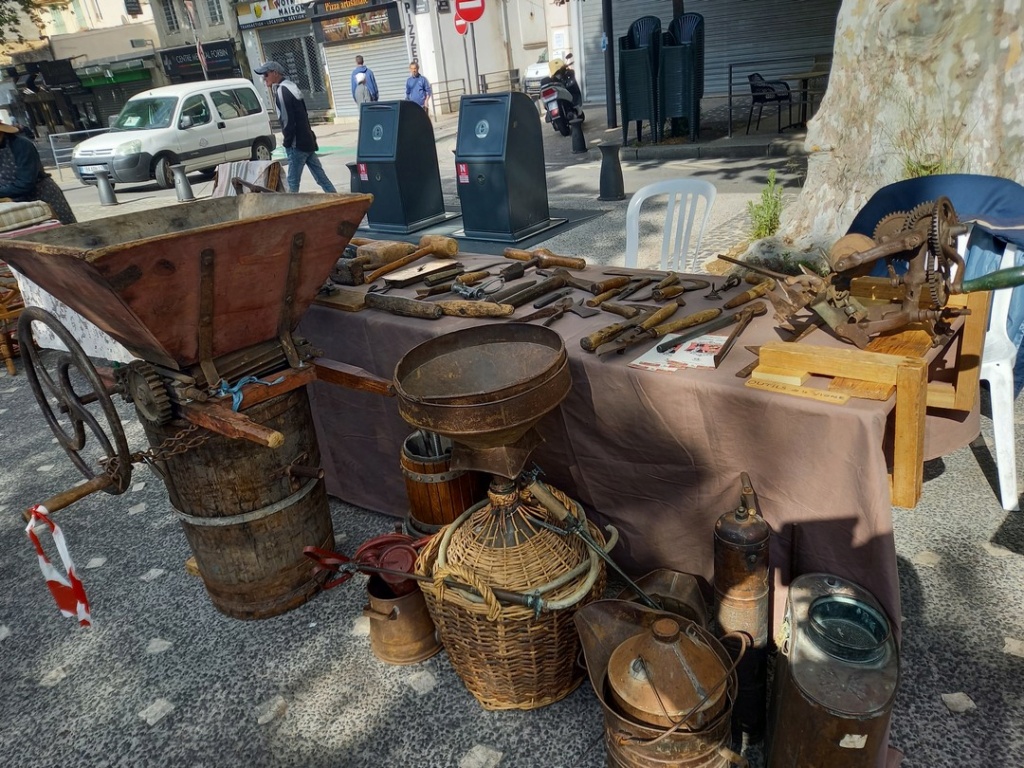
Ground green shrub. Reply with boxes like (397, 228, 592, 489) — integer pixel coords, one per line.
(747, 170, 784, 240)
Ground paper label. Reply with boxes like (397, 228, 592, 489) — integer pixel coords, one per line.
(840, 734, 867, 749)
(457, 162, 469, 184)
(357, 162, 368, 181)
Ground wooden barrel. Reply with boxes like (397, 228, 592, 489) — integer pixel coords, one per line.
(140, 387, 332, 620)
(401, 431, 485, 529)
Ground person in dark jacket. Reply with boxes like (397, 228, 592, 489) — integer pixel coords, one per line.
(254, 60, 336, 194)
(0, 122, 76, 224)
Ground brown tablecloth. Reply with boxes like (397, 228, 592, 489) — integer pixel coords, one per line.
(299, 256, 980, 641)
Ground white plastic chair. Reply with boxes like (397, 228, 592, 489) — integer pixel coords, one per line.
(624, 179, 717, 272)
(979, 240, 1021, 510)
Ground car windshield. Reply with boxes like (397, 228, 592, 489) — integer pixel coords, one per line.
(111, 97, 178, 131)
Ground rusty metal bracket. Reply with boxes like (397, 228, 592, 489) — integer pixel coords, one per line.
(197, 248, 221, 389)
(278, 233, 305, 369)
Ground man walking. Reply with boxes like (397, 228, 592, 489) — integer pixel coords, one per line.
(254, 60, 336, 194)
(351, 56, 379, 102)
(405, 61, 432, 115)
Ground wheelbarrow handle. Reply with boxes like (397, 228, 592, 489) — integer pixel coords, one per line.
(22, 474, 116, 522)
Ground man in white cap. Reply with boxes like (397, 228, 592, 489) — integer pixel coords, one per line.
(253, 60, 336, 194)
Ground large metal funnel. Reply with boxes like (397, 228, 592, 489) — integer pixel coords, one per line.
(393, 324, 571, 477)
(0, 193, 372, 370)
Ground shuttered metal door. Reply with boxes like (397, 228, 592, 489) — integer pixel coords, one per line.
(93, 79, 155, 126)
(257, 22, 330, 112)
(325, 37, 411, 119)
(576, 0, 841, 103)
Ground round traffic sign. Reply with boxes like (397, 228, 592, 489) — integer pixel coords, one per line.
(453, 0, 484, 24)
(454, 13, 468, 35)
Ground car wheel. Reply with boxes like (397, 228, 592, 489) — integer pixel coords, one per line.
(252, 140, 273, 161)
(154, 156, 175, 190)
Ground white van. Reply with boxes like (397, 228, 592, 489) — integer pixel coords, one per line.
(71, 78, 276, 189)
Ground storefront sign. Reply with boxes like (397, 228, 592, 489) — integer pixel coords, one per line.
(236, 0, 312, 30)
(124, 0, 143, 16)
(161, 41, 236, 80)
(413, 0, 428, 13)
(312, 2, 402, 44)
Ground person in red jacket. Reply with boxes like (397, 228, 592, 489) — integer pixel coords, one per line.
(254, 60, 336, 194)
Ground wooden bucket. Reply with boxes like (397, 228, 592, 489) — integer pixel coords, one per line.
(141, 387, 333, 620)
(400, 431, 484, 530)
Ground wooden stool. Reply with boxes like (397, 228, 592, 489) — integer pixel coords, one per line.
(0, 264, 25, 375)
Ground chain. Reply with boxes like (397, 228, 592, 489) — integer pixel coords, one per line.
(103, 423, 212, 480)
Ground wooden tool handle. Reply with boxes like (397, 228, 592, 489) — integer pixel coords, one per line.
(600, 302, 641, 319)
(589, 276, 631, 295)
(653, 285, 686, 301)
(534, 248, 588, 270)
(437, 300, 515, 317)
(587, 288, 622, 307)
(651, 308, 722, 337)
(503, 247, 535, 261)
(537, 254, 588, 270)
(723, 280, 774, 309)
(457, 270, 491, 285)
(636, 303, 680, 331)
(364, 246, 430, 284)
(655, 273, 681, 290)
(502, 276, 568, 308)
(354, 240, 417, 263)
(581, 318, 637, 351)
(364, 292, 443, 319)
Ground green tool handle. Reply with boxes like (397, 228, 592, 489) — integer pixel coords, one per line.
(961, 265, 1024, 293)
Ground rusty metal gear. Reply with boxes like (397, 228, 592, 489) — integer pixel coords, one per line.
(124, 360, 173, 425)
(873, 212, 909, 241)
(924, 197, 958, 308)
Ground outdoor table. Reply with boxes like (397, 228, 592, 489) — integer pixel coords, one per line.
(779, 68, 830, 125)
(298, 254, 981, 642)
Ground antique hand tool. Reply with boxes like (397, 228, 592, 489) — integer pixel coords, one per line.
(534, 287, 575, 308)
(451, 276, 506, 300)
(651, 278, 712, 301)
(422, 265, 466, 286)
(363, 235, 459, 284)
(735, 347, 765, 379)
(331, 239, 418, 285)
(704, 273, 742, 301)
(500, 249, 587, 281)
(512, 297, 576, 325)
(599, 301, 644, 319)
(416, 283, 456, 299)
(586, 304, 680, 355)
(586, 287, 623, 307)
(487, 279, 537, 304)
(631, 272, 680, 301)
(656, 301, 767, 357)
(540, 269, 630, 297)
(499, 274, 569, 308)
(596, 307, 719, 356)
(723, 279, 775, 309)
(365, 292, 513, 318)
(712, 301, 769, 367)
(615, 277, 655, 301)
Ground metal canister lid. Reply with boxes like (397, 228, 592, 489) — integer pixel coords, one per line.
(607, 617, 727, 729)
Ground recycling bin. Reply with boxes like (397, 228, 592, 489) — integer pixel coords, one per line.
(356, 100, 446, 234)
(454, 92, 550, 241)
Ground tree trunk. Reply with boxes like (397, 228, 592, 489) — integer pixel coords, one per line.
(777, 0, 1024, 256)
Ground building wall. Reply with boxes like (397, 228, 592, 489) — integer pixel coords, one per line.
(49, 22, 162, 64)
(43, 0, 156, 34)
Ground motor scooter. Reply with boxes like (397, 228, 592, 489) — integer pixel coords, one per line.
(540, 55, 584, 137)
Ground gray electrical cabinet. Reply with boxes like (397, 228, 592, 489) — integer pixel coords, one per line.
(454, 92, 550, 241)
(355, 100, 446, 234)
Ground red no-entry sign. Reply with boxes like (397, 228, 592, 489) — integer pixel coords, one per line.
(454, 13, 468, 35)
(453, 0, 484, 23)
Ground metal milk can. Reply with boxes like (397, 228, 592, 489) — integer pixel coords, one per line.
(766, 574, 899, 768)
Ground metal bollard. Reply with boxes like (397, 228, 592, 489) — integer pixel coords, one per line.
(170, 164, 195, 202)
(569, 118, 587, 154)
(93, 169, 118, 206)
(597, 144, 625, 201)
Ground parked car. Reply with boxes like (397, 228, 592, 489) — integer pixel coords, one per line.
(71, 78, 276, 189)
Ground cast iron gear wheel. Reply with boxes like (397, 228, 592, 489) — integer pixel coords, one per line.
(125, 360, 173, 425)
(925, 197, 958, 308)
(907, 199, 939, 228)
(873, 212, 909, 242)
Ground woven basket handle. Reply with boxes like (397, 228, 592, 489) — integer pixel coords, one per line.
(433, 562, 503, 621)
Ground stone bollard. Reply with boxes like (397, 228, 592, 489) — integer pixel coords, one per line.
(597, 144, 625, 201)
(93, 169, 118, 206)
(346, 161, 361, 194)
(170, 164, 195, 202)
(569, 118, 587, 154)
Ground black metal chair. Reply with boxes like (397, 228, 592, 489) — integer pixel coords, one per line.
(746, 73, 792, 134)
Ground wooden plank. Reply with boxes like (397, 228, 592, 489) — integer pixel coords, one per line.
(829, 327, 932, 399)
(891, 357, 929, 507)
(759, 342, 914, 386)
(313, 357, 394, 396)
(315, 286, 368, 312)
(750, 365, 810, 386)
(951, 289, 988, 412)
(179, 401, 285, 448)
(745, 378, 850, 404)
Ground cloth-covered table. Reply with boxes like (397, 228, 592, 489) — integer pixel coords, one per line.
(299, 256, 980, 640)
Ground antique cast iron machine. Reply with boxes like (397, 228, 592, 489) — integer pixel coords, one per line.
(3, 193, 395, 620)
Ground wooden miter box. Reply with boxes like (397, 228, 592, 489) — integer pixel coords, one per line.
(749, 276, 989, 508)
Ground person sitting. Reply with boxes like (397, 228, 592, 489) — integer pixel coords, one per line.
(0, 122, 76, 224)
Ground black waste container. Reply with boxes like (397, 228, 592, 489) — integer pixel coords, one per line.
(356, 100, 446, 234)
(454, 92, 550, 241)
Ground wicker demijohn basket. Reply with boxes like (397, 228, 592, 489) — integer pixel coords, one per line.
(416, 482, 607, 711)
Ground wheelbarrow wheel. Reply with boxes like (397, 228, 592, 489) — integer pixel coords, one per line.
(17, 307, 133, 494)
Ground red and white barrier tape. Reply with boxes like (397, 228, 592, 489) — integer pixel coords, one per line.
(25, 505, 91, 627)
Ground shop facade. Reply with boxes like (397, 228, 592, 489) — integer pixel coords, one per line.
(160, 40, 242, 84)
(76, 60, 156, 127)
